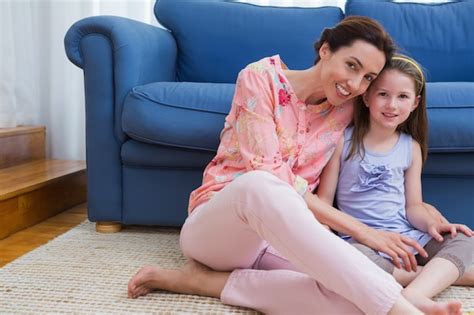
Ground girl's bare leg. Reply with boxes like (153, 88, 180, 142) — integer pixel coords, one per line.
(455, 265, 474, 286)
(401, 258, 462, 315)
(394, 265, 474, 287)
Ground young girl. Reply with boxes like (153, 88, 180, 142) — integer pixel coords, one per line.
(317, 55, 474, 314)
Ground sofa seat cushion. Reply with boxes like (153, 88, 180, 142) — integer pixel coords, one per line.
(423, 153, 474, 176)
(426, 82, 474, 152)
(122, 82, 235, 152)
(121, 140, 214, 168)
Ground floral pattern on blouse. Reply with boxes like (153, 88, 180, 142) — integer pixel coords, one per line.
(188, 55, 354, 213)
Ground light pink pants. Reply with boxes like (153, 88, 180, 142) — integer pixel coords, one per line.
(180, 171, 402, 314)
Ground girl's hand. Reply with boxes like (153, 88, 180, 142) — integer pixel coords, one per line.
(424, 203, 450, 224)
(357, 228, 427, 272)
(427, 222, 473, 242)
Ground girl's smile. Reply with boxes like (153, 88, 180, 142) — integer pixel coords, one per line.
(363, 69, 420, 131)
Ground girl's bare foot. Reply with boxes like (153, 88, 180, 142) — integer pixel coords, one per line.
(127, 259, 213, 299)
(402, 288, 462, 315)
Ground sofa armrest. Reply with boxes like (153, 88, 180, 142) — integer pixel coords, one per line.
(65, 15, 177, 141)
(64, 16, 177, 222)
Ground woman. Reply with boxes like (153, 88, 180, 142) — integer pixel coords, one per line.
(128, 16, 447, 314)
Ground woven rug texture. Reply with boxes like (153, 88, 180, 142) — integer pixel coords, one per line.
(0, 221, 472, 314)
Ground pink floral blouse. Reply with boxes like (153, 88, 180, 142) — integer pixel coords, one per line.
(188, 55, 353, 214)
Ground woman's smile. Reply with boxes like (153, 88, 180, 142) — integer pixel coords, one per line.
(336, 83, 351, 97)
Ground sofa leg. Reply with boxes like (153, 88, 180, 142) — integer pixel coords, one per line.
(96, 222, 122, 233)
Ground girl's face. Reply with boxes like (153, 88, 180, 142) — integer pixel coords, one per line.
(319, 40, 386, 106)
(363, 69, 420, 131)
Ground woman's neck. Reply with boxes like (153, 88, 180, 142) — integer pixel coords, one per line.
(283, 65, 326, 105)
(364, 124, 400, 154)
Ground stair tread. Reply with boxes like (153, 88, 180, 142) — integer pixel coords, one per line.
(0, 126, 45, 138)
(0, 159, 86, 201)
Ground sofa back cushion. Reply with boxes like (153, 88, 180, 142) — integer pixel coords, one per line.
(425, 82, 474, 153)
(122, 82, 235, 151)
(345, 0, 474, 82)
(155, 0, 343, 83)
(122, 81, 474, 156)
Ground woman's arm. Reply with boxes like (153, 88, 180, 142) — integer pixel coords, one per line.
(233, 68, 308, 195)
(314, 137, 367, 236)
(316, 137, 343, 206)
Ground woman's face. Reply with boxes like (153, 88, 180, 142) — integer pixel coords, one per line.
(319, 40, 386, 106)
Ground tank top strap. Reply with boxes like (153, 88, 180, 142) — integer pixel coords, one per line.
(399, 132, 413, 168)
(340, 126, 355, 164)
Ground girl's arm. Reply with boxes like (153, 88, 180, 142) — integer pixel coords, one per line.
(405, 140, 472, 240)
(312, 137, 427, 271)
(405, 140, 437, 232)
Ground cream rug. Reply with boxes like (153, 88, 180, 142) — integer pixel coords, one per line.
(0, 221, 472, 314)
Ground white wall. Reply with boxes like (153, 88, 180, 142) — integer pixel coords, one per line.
(0, 0, 154, 160)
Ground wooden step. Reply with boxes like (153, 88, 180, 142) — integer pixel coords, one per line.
(0, 126, 46, 169)
(0, 159, 86, 240)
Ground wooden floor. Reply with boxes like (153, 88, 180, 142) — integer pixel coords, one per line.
(0, 203, 87, 268)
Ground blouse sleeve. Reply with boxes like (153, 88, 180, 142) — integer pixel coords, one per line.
(232, 68, 308, 195)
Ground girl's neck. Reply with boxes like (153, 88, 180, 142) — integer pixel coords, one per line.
(283, 65, 326, 105)
(364, 123, 400, 154)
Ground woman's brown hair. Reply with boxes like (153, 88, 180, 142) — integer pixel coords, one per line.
(314, 16, 396, 65)
(346, 54, 429, 164)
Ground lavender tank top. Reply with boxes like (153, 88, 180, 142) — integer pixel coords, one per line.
(337, 127, 432, 255)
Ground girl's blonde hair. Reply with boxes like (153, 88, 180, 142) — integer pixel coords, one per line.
(346, 54, 429, 164)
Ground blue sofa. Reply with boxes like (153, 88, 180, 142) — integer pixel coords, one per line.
(64, 0, 474, 229)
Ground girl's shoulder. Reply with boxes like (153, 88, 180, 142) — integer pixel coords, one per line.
(339, 126, 355, 161)
(343, 125, 355, 141)
(404, 134, 421, 168)
(400, 131, 415, 148)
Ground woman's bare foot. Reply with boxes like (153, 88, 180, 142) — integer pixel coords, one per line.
(402, 288, 462, 315)
(127, 259, 228, 299)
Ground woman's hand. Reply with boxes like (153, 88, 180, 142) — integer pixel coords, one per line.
(356, 227, 427, 272)
(427, 222, 473, 242)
